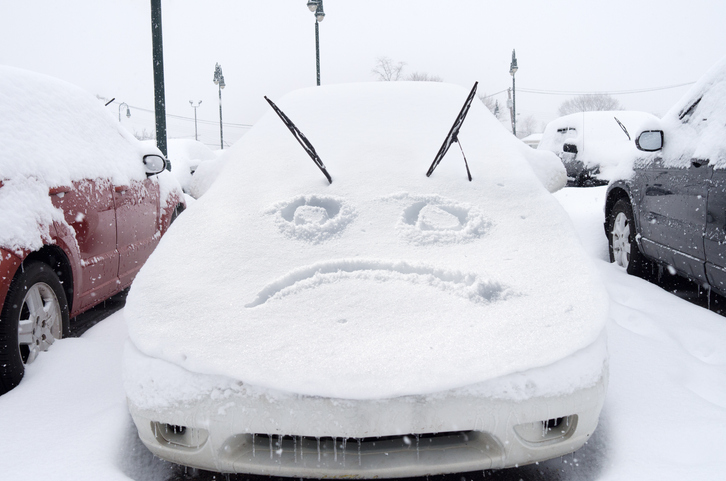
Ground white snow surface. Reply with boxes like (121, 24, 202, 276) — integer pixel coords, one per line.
(538, 110, 660, 180)
(2, 186, 726, 480)
(124, 82, 607, 401)
(0, 66, 178, 252)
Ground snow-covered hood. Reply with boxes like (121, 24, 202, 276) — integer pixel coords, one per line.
(125, 82, 607, 400)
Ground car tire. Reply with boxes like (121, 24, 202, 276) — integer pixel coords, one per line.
(608, 199, 654, 279)
(0, 262, 69, 394)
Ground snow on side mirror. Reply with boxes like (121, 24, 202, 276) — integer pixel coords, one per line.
(143, 154, 167, 176)
(635, 130, 664, 152)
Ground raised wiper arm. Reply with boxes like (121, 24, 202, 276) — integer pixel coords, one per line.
(613, 116, 631, 141)
(264, 96, 332, 184)
(426, 81, 478, 181)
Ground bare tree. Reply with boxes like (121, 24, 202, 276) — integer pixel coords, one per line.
(558, 94, 622, 116)
(406, 72, 443, 82)
(517, 115, 538, 138)
(479, 94, 496, 113)
(134, 128, 155, 141)
(372, 56, 406, 81)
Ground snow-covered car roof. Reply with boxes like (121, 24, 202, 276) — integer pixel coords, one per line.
(125, 81, 607, 400)
(538, 110, 659, 179)
(0, 66, 160, 187)
(0, 66, 180, 253)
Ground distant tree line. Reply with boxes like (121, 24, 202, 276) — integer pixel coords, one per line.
(372, 57, 442, 82)
(558, 94, 622, 116)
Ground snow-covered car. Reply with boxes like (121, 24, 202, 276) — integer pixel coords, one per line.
(123, 82, 608, 478)
(143, 139, 218, 194)
(605, 57, 726, 291)
(0, 66, 185, 394)
(539, 111, 660, 186)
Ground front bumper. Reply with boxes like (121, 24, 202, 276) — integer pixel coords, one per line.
(128, 367, 607, 478)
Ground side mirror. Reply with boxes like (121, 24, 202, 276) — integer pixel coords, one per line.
(635, 130, 664, 152)
(143, 154, 167, 176)
(563, 143, 578, 154)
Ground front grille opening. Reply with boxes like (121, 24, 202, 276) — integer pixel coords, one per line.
(545, 417, 564, 429)
(245, 431, 476, 461)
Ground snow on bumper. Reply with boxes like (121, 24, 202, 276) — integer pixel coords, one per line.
(124, 335, 607, 478)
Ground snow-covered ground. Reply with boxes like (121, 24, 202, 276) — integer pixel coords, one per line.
(1, 186, 725, 481)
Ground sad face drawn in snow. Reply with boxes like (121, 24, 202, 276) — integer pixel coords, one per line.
(255, 193, 506, 310)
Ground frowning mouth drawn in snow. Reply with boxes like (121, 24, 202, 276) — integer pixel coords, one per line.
(245, 259, 512, 308)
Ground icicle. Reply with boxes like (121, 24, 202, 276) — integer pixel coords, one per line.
(342, 438, 347, 465)
(334, 436, 338, 461)
(269, 435, 274, 460)
(294, 435, 297, 463)
(415, 434, 420, 460)
(358, 438, 362, 466)
(252, 433, 256, 457)
(317, 437, 321, 462)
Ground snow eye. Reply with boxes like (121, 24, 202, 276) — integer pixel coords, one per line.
(398, 197, 491, 245)
(268, 195, 356, 243)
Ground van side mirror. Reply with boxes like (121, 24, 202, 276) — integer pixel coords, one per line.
(143, 154, 167, 176)
(563, 143, 578, 154)
(635, 130, 664, 152)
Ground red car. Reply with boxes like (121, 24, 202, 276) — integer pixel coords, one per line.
(0, 66, 185, 394)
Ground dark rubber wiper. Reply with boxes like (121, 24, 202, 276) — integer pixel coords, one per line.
(426, 81, 478, 181)
(613, 116, 631, 140)
(678, 97, 701, 122)
(264, 96, 332, 184)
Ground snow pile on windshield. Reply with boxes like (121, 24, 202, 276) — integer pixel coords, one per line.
(538, 110, 659, 180)
(0, 66, 178, 252)
(661, 56, 726, 168)
(124, 81, 607, 401)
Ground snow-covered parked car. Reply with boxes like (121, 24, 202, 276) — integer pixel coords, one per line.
(539, 110, 660, 186)
(605, 57, 726, 291)
(143, 139, 217, 194)
(0, 66, 185, 394)
(123, 82, 607, 478)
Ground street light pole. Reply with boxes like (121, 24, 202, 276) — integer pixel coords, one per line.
(509, 49, 518, 137)
(118, 102, 130, 122)
(150, 0, 168, 162)
(189, 100, 202, 141)
(213, 63, 225, 150)
(306, 0, 325, 86)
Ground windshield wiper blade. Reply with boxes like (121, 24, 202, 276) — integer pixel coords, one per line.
(613, 116, 631, 140)
(264, 96, 332, 184)
(426, 81, 478, 181)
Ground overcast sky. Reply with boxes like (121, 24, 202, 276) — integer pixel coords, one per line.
(2, 0, 724, 149)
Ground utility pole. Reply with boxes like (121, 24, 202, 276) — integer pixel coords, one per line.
(213, 63, 225, 150)
(509, 49, 518, 137)
(189, 101, 202, 141)
(150, 0, 168, 165)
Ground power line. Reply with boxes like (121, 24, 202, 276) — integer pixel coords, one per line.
(105, 100, 252, 129)
(517, 81, 695, 96)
